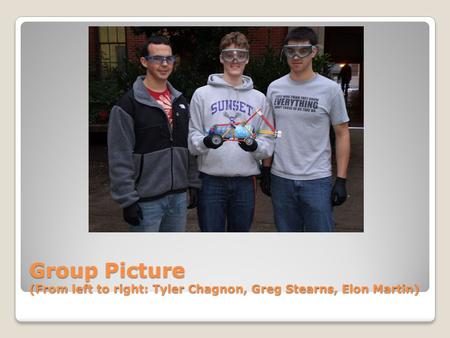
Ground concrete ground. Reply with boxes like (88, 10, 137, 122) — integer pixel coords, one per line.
(89, 89, 363, 232)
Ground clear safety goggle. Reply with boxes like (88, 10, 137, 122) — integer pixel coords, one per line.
(283, 45, 315, 59)
(144, 55, 176, 64)
(221, 48, 249, 63)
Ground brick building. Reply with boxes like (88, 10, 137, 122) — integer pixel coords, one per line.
(89, 26, 288, 78)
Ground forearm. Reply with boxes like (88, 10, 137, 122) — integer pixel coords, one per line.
(188, 93, 209, 156)
(188, 127, 209, 156)
(262, 157, 273, 167)
(252, 135, 274, 161)
(253, 101, 275, 161)
(108, 106, 140, 207)
(335, 129, 350, 178)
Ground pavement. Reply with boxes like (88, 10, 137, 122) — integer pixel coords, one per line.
(89, 89, 363, 232)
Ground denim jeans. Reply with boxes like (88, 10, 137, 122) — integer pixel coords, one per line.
(271, 174, 334, 232)
(130, 192, 187, 232)
(197, 173, 255, 232)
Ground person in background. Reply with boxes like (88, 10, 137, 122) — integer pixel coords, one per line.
(338, 63, 352, 96)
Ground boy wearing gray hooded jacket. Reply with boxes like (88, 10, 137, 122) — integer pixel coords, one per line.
(188, 32, 274, 232)
(108, 36, 200, 232)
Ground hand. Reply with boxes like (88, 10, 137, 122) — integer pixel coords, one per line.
(203, 135, 223, 149)
(187, 188, 199, 209)
(123, 202, 143, 226)
(238, 138, 258, 152)
(259, 166, 271, 197)
(331, 177, 347, 206)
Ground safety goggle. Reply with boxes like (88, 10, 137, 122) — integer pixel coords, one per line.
(144, 55, 176, 64)
(283, 45, 315, 59)
(220, 48, 249, 63)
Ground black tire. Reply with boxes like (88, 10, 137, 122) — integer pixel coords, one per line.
(244, 137, 255, 146)
(211, 134, 223, 146)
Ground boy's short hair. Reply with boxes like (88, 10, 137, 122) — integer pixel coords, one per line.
(141, 35, 172, 57)
(219, 31, 250, 51)
(283, 27, 318, 46)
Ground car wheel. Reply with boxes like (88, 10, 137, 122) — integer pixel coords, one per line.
(211, 134, 223, 146)
(244, 137, 255, 146)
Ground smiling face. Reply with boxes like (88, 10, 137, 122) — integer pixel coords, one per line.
(140, 43, 174, 83)
(220, 43, 249, 80)
(285, 39, 317, 75)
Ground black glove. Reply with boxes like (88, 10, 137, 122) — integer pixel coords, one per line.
(238, 139, 258, 152)
(187, 188, 199, 209)
(203, 135, 223, 149)
(259, 166, 271, 197)
(123, 202, 143, 226)
(331, 177, 347, 206)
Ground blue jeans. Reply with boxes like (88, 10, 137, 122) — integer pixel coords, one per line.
(271, 174, 334, 232)
(130, 192, 187, 232)
(197, 173, 255, 232)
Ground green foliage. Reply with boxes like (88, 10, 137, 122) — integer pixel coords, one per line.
(170, 63, 208, 100)
(312, 52, 334, 78)
(89, 60, 145, 124)
(112, 60, 144, 94)
(89, 78, 121, 124)
(89, 28, 335, 124)
(245, 47, 289, 94)
(245, 48, 334, 94)
(132, 27, 248, 58)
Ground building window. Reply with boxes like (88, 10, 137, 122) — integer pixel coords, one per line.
(98, 27, 126, 74)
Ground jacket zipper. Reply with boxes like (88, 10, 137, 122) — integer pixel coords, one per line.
(169, 99, 176, 191)
(157, 97, 176, 191)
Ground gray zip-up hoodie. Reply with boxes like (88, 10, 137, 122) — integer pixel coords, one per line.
(188, 74, 274, 177)
(108, 76, 200, 208)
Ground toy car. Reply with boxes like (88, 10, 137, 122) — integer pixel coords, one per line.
(207, 108, 281, 147)
(208, 123, 256, 147)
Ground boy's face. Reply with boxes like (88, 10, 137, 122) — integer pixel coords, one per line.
(140, 43, 174, 82)
(220, 43, 249, 78)
(285, 39, 317, 74)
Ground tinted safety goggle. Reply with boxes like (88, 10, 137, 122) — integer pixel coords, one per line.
(283, 45, 315, 59)
(144, 55, 176, 64)
(221, 48, 249, 63)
